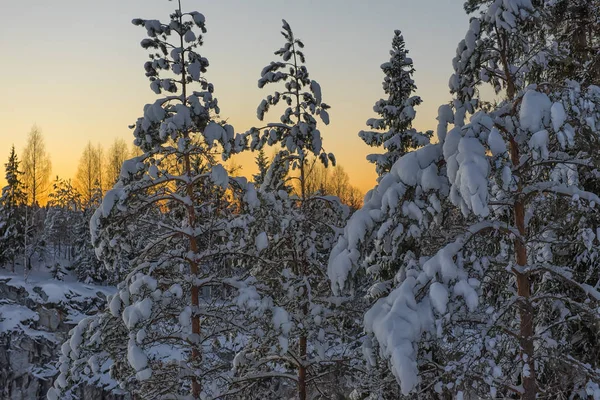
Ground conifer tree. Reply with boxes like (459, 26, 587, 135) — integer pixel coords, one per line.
(248, 19, 334, 180)
(330, 2, 600, 399)
(49, 3, 259, 399)
(359, 30, 430, 177)
(253, 149, 269, 187)
(228, 20, 362, 400)
(0, 146, 27, 271)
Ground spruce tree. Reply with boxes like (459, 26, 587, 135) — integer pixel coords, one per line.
(359, 30, 431, 178)
(253, 149, 269, 187)
(0, 145, 27, 271)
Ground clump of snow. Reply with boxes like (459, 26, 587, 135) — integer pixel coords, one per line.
(436, 104, 454, 142)
(520, 90, 551, 132)
(364, 277, 434, 395)
(551, 102, 567, 132)
(127, 339, 148, 371)
(446, 134, 490, 217)
(487, 128, 506, 156)
(204, 122, 226, 146)
(453, 280, 479, 312)
(310, 80, 322, 104)
(211, 164, 229, 189)
(109, 294, 121, 318)
(529, 130, 550, 160)
(255, 232, 269, 252)
(429, 282, 449, 314)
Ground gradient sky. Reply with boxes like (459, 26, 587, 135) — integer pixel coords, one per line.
(0, 0, 469, 192)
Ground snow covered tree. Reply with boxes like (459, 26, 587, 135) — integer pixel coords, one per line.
(329, 2, 600, 399)
(43, 177, 81, 261)
(225, 20, 364, 400)
(329, 112, 452, 399)
(359, 30, 430, 178)
(0, 145, 27, 271)
(451, 0, 564, 111)
(49, 261, 67, 280)
(72, 184, 111, 284)
(247, 19, 334, 182)
(49, 3, 262, 399)
(68, 171, 262, 394)
(225, 184, 359, 400)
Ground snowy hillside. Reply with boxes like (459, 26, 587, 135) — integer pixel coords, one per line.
(0, 267, 120, 400)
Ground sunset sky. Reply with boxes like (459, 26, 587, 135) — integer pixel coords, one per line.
(0, 0, 469, 193)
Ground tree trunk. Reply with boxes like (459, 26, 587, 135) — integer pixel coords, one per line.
(298, 298, 309, 400)
(510, 138, 536, 400)
(514, 201, 536, 399)
(185, 152, 202, 398)
(298, 334, 307, 400)
(176, 2, 201, 396)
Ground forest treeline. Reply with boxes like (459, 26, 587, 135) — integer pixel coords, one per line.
(3, 127, 363, 209)
(0, 129, 362, 284)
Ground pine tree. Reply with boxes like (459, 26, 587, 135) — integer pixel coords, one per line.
(248, 19, 334, 177)
(329, 115, 451, 399)
(330, 2, 600, 399)
(359, 30, 431, 178)
(544, 0, 600, 85)
(49, 3, 261, 399)
(228, 20, 362, 400)
(0, 145, 27, 271)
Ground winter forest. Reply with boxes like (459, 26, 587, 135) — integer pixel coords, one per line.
(1, 0, 600, 399)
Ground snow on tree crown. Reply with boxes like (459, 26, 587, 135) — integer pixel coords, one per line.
(450, 0, 562, 111)
(359, 29, 430, 177)
(129, 4, 240, 158)
(249, 19, 334, 169)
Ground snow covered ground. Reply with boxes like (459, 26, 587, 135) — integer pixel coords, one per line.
(0, 264, 116, 399)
